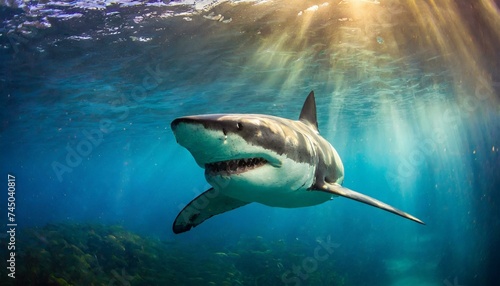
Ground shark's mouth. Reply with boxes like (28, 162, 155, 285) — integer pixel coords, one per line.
(205, 157, 268, 176)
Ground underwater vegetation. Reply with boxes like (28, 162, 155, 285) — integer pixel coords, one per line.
(0, 223, 346, 285)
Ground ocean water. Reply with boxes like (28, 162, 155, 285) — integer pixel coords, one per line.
(0, 0, 499, 285)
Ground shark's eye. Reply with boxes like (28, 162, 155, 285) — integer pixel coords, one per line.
(236, 122, 243, 130)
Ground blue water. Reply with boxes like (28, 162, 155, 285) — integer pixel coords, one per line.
(1, 0, 499, 285)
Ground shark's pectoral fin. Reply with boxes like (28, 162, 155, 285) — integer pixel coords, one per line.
(312, 183, 425, 225)
(173, 188, 250, 234)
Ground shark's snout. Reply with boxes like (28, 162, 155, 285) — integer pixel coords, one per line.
(171, 117, 203, 135)
(171, 114, 245, 136)
(171, 115, 233, 149)
(171, 116, 208, 131)
(171, 114, 283, 171)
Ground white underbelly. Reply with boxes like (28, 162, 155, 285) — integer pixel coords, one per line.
(219, 184, 332, 208)
(255, 187, 332, 208)
(208, 154, 327, 208)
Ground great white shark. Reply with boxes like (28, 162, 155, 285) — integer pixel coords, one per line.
(171, 91, 424, 234)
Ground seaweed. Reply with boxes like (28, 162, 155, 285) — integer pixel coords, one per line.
(0, 223, 346, 285)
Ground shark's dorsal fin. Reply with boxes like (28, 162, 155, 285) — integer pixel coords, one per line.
(299, 91, 319, 132)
